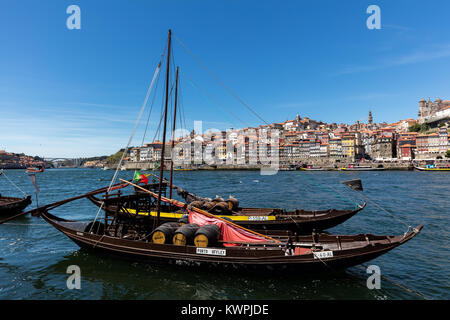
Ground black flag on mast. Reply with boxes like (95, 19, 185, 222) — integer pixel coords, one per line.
(342, 179, 363, 191)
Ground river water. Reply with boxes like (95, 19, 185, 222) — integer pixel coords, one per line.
(0, 168, 448, 299)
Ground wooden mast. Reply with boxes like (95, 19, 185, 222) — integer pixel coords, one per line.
(156, 29, 172, 227)
(169, 66, 179, 204)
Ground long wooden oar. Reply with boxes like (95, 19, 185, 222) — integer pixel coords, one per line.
(0, 181, 130, 225)
(119, 179, 280, 243)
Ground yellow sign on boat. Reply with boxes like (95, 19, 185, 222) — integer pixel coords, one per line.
(124, 208, 276, 221)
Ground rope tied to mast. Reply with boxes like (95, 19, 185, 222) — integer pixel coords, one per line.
(0, 169, 27, 197)
(172, 33, 268, 125)
(89, 59, 163, 233)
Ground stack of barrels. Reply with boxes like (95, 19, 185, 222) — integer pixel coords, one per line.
(188, 196, 239, 214)
(151, 222, 221, 248)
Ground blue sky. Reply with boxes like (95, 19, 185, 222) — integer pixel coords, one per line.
(1, 0, 449, 158)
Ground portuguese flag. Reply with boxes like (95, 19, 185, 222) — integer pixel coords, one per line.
(133, 171, 149, 184)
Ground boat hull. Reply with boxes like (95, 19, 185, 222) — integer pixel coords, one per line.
(0, 195, 32, 215)
(40, 211, 422, 273)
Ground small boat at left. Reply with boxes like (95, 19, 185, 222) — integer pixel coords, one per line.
(0, 169, 32, 215)
(0, 194, 32, 215)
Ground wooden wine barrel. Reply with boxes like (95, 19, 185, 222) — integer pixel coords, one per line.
(189, 200, 204, 209)
(172, 223, 199, 246)
(151, 222, 180, 244)
(210, 202, 231, 214)
(178, 214, 189, 225)
(202, 201, 215, 211)
(194, 224, 221, 248)
(227, 197, 239, 211)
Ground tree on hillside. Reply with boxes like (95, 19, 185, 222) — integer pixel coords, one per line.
(408, 123, 430, 133)
(106, 150, 125, 164)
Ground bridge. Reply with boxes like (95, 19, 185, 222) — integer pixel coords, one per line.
(43, 158, 83, 167)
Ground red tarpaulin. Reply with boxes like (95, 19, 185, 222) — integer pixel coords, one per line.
(188, 210, 269, 247)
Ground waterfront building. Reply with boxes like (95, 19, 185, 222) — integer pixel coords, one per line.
(329, 138, 343, 158)
(416, 134, 429, 156)
(130, 147, 140, 162)
(315, 132, 329, 145)
(397, 133, 417, 160)
(298, 140, 310, 159)
(319, 143, 330, 158)
(309, 140, 321, 158)
(139, 145, 153, 161)
(280, 144, 299, 162)
(438, 127, 449, 153)
(430, 133, 440, 154)
(341, 134, 356, 160)
(415, 133, 441, 158)
(371, 135, 396, 160)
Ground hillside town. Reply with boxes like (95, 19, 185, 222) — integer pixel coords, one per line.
(0, 150, 46, 169)
(121, 98, 450, 170)
(2, 98, 449, 171)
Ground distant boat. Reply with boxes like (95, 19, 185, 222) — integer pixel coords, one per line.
(174, 166, 198, 171)
(300, 166, 332, 171)
(414, 165, 450, 171)
(279, 167, 296, 171)
(102, 166, 110, 171)
(340, 164, 385, 171)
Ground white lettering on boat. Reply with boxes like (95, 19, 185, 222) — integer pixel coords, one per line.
(313, 251, 334, 259)
(196, 248, 226, 256)
(248, 216, 269, 221)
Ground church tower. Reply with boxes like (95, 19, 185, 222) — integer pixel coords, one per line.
(418, 98, 426, 117)
(368, 111, 373, 124)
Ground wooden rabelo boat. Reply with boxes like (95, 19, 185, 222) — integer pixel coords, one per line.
(87, 181, 366, 233)
(24, 180, 421, 273)
(0, 194, 32, 215)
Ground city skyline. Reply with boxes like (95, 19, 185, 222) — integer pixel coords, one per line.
(1, 1, 450, 157)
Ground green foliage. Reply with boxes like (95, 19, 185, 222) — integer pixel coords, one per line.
(408, 123, 430, 133)
(106, 151, 124, 164)
(446, 150, 450, 158)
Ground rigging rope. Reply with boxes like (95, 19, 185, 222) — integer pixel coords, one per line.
(359, 263, 429, 300)
(298, 172, 415, 229)
(0, 170, 27, 196)
(298, 173, 358, 207)
(356, 193, 411, 229)
(140, 64, 162, 147)
(90, 60, 162, 232)
(172, 33, 268, 125)
(181, 69, 248, 128)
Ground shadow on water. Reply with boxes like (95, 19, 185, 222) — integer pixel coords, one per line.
(30, 248, 416, 300)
